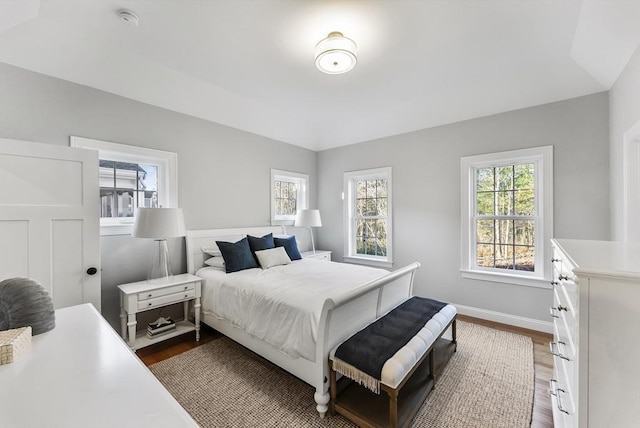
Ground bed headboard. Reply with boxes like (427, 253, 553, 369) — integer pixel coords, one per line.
(185, 225, 286, 274)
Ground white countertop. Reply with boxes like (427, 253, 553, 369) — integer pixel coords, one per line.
(0, 303, 198, 428)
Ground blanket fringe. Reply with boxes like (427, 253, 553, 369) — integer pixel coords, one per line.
(332, 357, 380, 394)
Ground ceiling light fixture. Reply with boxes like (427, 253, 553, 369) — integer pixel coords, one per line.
(314, 31, 357, 75)
(118, 9, 139, 27)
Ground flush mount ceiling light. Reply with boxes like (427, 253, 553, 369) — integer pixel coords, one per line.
(314, 31, 357, 75)
(118, 9, 139, 27)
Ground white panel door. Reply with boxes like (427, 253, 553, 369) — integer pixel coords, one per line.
(0, 139, 101, 310)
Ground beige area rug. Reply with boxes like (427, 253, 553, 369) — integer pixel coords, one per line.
(149, 321, 534, 428)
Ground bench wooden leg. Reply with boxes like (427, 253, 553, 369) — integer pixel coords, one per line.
(452, 318, 457, 346)
(430, 348, 437, 387)
(389, 390, 399, 428)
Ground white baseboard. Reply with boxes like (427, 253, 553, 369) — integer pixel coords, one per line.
(453, 303, 553, 334)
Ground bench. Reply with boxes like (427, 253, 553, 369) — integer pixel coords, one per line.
(329, 300, 457, 428)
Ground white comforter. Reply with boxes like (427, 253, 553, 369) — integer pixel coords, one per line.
(196, 259, 388, 361)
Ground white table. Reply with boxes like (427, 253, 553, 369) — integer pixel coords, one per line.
(0, 304, 198, 428)
(118, 273, 202, 350)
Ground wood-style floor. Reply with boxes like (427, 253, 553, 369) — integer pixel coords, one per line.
(138, 316, 554, 428)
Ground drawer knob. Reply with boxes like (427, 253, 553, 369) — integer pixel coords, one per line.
(558, 275, 569, 281)
(550, 281, 559, 287)
(185, 294, 188, 298)
(551, 258, 561, 263)
(148, 302, 152, 306)
(148, 293, 153, 298)
(184, 286, 188, 290)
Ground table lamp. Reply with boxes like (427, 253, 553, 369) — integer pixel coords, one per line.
(132, 207, 186, 280)
(295, 209, 322, 254)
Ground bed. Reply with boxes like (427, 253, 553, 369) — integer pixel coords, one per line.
(186, 226, 421, 418)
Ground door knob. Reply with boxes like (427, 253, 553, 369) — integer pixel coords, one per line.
(86, 267, 98, 275)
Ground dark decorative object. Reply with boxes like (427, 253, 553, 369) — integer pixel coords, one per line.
(0, 277, 55, 335)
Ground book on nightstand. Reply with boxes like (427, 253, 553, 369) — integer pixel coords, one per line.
(147, 317, 176, 338)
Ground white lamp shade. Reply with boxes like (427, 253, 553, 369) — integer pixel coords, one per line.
(132, 208, 186, 239)
(295, 209, 322, 228)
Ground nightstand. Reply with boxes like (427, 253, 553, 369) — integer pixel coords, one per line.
(301, 250, 332, 261)
(118, 273, 201, 350)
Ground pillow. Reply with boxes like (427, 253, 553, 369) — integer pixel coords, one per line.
(274, 235, 302, 261)
(204, 257, 225, 268)
(247, 233, 275, 253)
(216, 237, 259, 273)
(202, 247, 222, 257)
(254, 247, 292, 269)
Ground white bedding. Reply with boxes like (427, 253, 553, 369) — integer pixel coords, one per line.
(196, 259, 388, 361)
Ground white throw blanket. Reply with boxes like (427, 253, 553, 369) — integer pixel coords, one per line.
(197, 259, 388, 361)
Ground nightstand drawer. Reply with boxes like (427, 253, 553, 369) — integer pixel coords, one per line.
(138, 282, 196, 301)
(302, 250, 332, 261)
(138, 289, 196, 310)
(312, 253, 330, 261)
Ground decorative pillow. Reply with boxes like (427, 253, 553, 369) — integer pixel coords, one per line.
(216, 237, 259, 273)
(247, 233, 275, 253)
(274, 235, 302, 261)
(204, 257, 225, 268)
(254, 247, 292, 269)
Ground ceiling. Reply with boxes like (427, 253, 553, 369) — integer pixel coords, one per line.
(1, 0, 638, 151)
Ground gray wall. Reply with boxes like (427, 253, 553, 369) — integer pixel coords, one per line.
(0, 62, 613, 328)
(0, 63, 318, 330)
(317, 93, 610, 322)
(609, 46, 640, 241)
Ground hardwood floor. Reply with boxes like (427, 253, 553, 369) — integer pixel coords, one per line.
(138, 316, 554, 428)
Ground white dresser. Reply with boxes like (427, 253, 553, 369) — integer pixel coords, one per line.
(0, 304, 198, 428)
(550, 239, 640, 428)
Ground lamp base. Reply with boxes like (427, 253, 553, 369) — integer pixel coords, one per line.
(147, 239, 173, 280)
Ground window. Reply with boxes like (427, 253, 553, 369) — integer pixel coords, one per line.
(461, 146, 553, 288)
(271, 169, 308, 224)
(70, 136, 178, 236)
(344, 167, 393, 268)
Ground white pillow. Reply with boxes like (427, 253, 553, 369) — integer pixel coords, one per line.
(255, 247, 292, 269)
(204, 257, 225, 268)
(202, 247, 222, 257)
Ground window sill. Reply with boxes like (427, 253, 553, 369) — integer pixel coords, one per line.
(344, 256, 393, 269)
(100, 223, 134, 236)
(460, 269, 551, 289)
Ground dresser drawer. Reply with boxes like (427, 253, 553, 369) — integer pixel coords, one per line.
(552, 286, 577, 355)
(138, 289, 196, 310)
(551, 364, 576, 428)
(138, 282, 196, 301)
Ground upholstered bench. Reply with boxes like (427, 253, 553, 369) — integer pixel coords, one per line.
(329, 298, 457, 428)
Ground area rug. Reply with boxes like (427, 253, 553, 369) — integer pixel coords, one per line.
(149, 321, 534, 428)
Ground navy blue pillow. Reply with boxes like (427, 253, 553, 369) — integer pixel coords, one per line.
(274, 236, 302, 261)
(247, 233, 275, 254)
(216, 237, 259, 273)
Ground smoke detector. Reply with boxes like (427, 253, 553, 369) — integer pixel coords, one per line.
(118, 9, 139, 27)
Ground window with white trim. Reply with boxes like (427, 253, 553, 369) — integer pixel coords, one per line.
(70, 137, 178, 236)
(461, 146, 553, 288)
(270, 169, 309, 224)
(344, 167, 393, 268)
